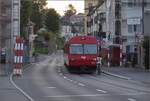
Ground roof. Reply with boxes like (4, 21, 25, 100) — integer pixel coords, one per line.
(68, 36, 97, 44)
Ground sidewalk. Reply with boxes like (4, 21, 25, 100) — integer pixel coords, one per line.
(0, 64, 8, 76)
(102, 66, 150, 84)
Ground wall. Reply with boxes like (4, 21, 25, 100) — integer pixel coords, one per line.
(144, 13, 150, 36)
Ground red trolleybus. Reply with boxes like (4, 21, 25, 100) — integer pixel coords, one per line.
(64, 36, 98, 73)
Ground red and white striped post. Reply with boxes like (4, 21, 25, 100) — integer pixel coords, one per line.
(120, 45, 123, 67)
(107, 48, 110, 67)
(13, 36, 24, 75)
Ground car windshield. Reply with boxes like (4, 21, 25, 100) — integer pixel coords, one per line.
(84, 44, 97, 54)
(70, 44, 83, 54)
(70, 44, 97, 54)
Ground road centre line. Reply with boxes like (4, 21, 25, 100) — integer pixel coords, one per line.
(96, 89, 107, 93)
(66, 78, 73, 82)
(46, 87, 56, 89)
(63, 76, 67, 79)
(68, 79, 73, 82)
(45, 94, 108, 98)
(128, 98, 137, 101)
(78, 83, 86, 86)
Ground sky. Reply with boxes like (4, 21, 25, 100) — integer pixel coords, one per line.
(46, 0, 84, 16)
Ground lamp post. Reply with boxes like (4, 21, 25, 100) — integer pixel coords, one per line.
(27, 20, 35, 63)
(140, 0, 144, 68)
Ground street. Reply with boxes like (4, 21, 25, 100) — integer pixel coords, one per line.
(11, 52, 150, 101)
(0, 0, 150, 101)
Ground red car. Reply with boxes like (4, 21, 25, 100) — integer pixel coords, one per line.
(64, 36, 98, 73)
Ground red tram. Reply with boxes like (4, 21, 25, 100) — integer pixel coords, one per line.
(63, 36, 98, 73)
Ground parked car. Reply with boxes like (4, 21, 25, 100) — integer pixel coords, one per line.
(0, 49, 6, 64)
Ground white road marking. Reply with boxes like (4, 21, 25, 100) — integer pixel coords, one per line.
(45, 94, 108, 98)
(78, 83, 85, 87)
(128, 98, 137, 101)
(124, 92, 146, 96)
(96, 89, 107, 93)
(63, 76, 67, 79)
(68, 79, 73, 82)
(103, 71, 131, 80)
(10, 74, 34, 101)
(46, 87, 56, 89)
(66, 78, 73, 82)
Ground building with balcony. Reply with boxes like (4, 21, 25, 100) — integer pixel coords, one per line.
(85, 0, 150, 67)
(84, 0, 100, 34)
(60, 13, 84, 41)
(121, 0, 150, 67)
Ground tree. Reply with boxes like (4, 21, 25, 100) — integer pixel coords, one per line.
(20, 0, 32, 37)
(32, 0, 47, 12)
(31, 0, 47, 33)
(64, 4, 76, 17)
(45, 8, 60, 33)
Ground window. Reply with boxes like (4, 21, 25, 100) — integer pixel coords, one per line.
(69, 44, 97, 54)
(136, 24, 141, 32)
(128, 25, 134, 33)
(128, 24, 141, 33)
(70, 44, 83, 54)
(84, 44, 97, 54)
(128, 0, 135, 7)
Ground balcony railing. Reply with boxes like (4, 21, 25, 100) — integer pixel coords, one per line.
(0, 14, 11, 23)
(1, 0, 11, 8)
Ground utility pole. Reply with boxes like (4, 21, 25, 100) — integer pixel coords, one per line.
(140, 0, 144, 68)
(142, 0, 144, 35)
(11, 0, 21, 72)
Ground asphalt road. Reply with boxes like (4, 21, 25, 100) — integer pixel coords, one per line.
(13, 53, 150, 101)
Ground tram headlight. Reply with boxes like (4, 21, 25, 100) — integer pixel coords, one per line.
(93, 58, 97, 61)
(70, 58, 75, 61)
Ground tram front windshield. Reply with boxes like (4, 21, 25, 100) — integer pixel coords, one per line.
(70, 44, 97, 54)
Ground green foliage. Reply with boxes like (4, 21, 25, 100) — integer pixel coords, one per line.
(20, 0, 32, 37)
(64, 4, 76, 17)
(35, 47, 49, 54)
(44, 31, 54, 41)
(56, 37, 65, 49)
(143, 36, 150, 69)
(45, 8, 60, 33)
(32, 0, 47, 12)
(31, 0, 47, 32)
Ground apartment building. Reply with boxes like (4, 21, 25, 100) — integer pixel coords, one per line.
(85, 0, 150, 67)
(121, 0, 150, 66)
(84, 0, 99, 34)
(60, 13, 84, 41)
